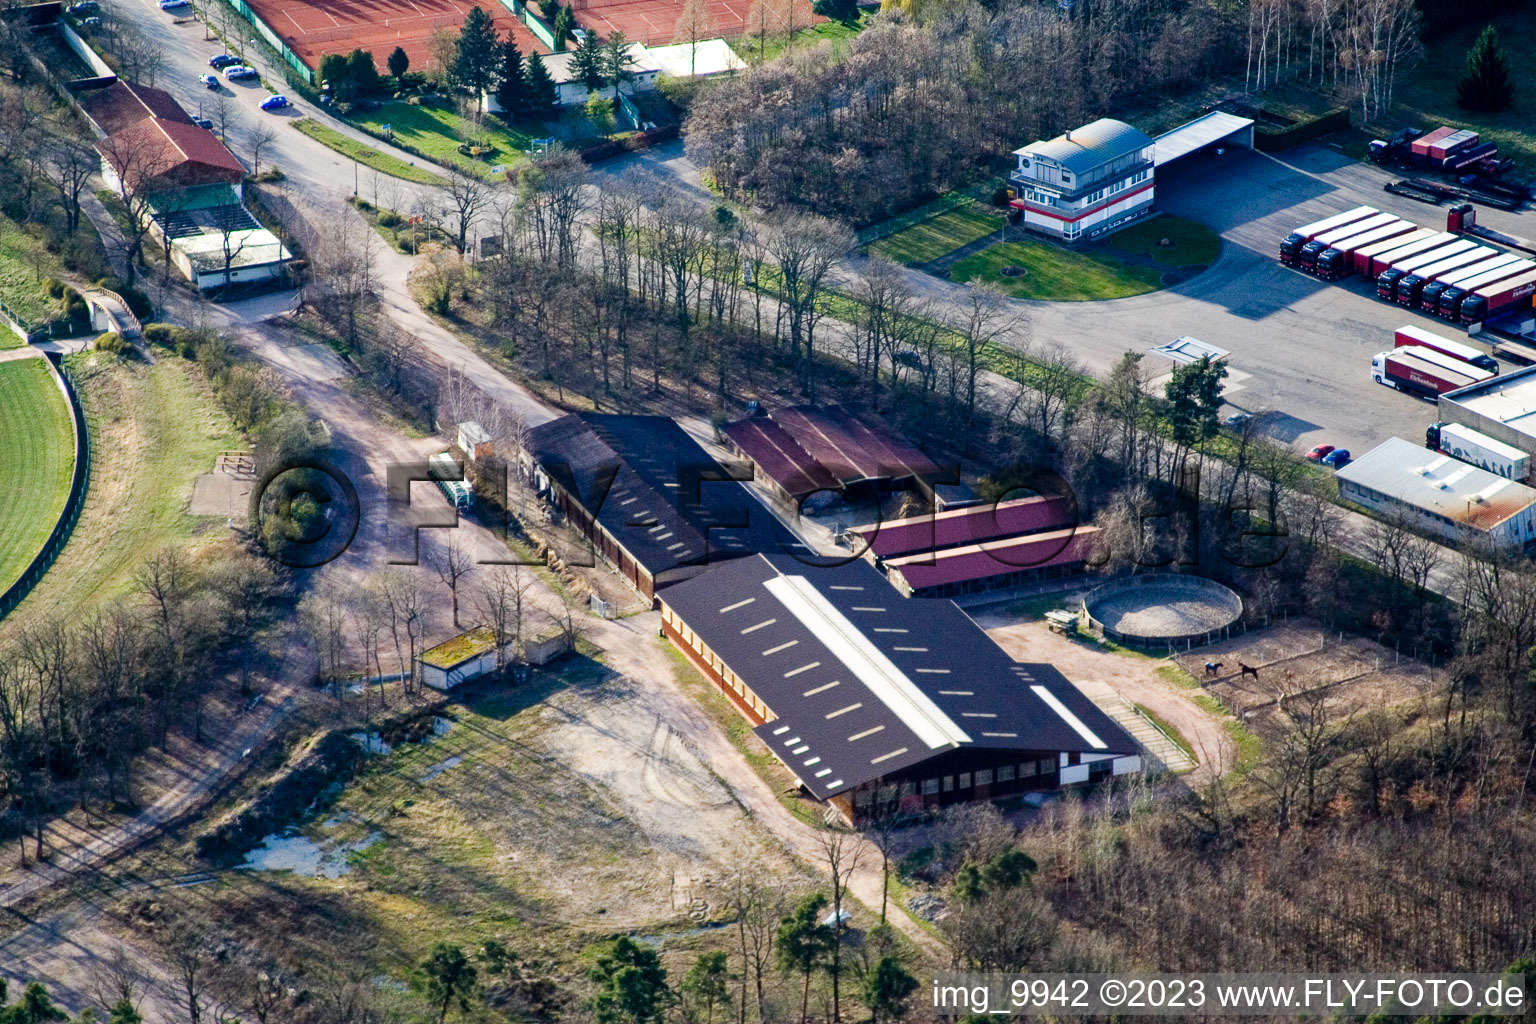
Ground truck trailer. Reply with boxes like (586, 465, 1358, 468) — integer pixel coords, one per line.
(1377, 240, 1479, 299)
(1278, 206, 1379, 265)
(1354, 228, 1436, 276)
(1420, 253, 1526, 312)
(1395, 246, 1496, 305)
(1299, 213, 1402, 272)
(1393, 324, 1499, 373)
(1367, 231, 1458, 278)
(1315, 220, 1417, 279)
(1425, 421, 1530, 480)
(1372, 346, 1492, 399)
(1461, 268, 1536, 325)
(1440, 260, 1536, 319)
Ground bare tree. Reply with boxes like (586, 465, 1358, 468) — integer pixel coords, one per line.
(764, 213, 854, 400)
(247, 120, 277, 179)
(431, 531, 475, 629)
(41, 132, 98, 235)
(308, 209, 380, 348)
(816, 823, 863, 1023)
(442, 168, 491, 255)
(475, 565, 532, 671)
(673, 0, 717, 75)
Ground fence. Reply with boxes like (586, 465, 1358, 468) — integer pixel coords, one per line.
(221, 0, 314, 83)
(0, 354, 92, 620)
(1254, 106, 1350, 153)
(504, 0, 558, 51)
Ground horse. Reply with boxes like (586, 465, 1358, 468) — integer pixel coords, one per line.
(1239, 662, 1260, 681)
(1204, 661, 1223, 677)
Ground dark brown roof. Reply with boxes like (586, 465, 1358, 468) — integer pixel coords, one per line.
(80, 80, 193, 136)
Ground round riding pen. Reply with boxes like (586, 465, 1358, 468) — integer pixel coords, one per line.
(1082, 574, 1243, 650)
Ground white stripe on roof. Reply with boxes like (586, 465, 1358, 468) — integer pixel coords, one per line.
(938, 690, 973, 695)
(850, 606, 886, 612)
(825, 703, 862, 719)
(847, 725, 885, 741)
(828, 586, 863, 591)
(893, 646, 928, 652)
(802, 680, 841, 696)
(762, 640, 799, 656)
(720, 598, 756, 613)
(1031, 685, 1107, 749)
(741, 619, 776, 634)
(764, 574, 970, 749)
(870, 748, 909, 765)
(783, 661, 821, 678)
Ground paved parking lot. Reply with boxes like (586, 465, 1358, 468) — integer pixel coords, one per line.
(1022, 143, 1536, 457)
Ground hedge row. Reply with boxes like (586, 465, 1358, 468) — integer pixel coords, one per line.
(1254, 106, 1352, 153)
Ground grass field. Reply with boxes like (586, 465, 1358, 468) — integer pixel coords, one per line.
(1109, 216, 1222, 266)
(0, 355, 238, 630)
(870, 204, 1004, 265)
(290, 119, 447, 185)
(349, 103, 534, 178)
(0, 356, 75, 595)
(1392, 7, 1536, 168)
(746, 10, 871, 63)
(0, 217, 67, 328)
(949, 236, 1165, 301)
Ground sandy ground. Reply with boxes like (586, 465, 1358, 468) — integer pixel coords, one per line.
(972, 610, 1237, 787)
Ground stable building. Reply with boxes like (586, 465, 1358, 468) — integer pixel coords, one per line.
(522, 413, 810, 602)
(855, 496, 1102, 599)
(658, 553, 1140, 821)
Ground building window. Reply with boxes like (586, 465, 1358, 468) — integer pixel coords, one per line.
(975, 769, 993, 786)
(943, 776, 954, 792)
(854, 789, 873, 807)
(1020, 760, 1037, 777)
(998, 765, 1015, 782)
(922, 778, 940, 795)
(1040, 759, 1057, 775)
(958, 773, 971, 789)
(1063, 221, 1082, 240)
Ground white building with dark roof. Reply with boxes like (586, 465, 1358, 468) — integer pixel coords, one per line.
(1009, 118, 1155, 242)
(658, 553, 1139, 821)
(1336, 436, 1536, 546)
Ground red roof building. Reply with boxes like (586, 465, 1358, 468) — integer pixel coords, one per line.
(856, 495, 1079, 561)
(883, 526, 1103, 599)
(97, 115, 245, 190)
(80, 80, 193, 136)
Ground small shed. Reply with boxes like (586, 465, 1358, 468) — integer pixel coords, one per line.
(522, 624, 572, 666)
(417, 626, 505, 690)
(458, 421, 494, 463)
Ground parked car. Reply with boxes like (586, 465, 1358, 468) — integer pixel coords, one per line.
(223, 65, 257, 80)
(258, 94, 290, 111)
(79, 15, 101, 27)
(158, 0, 190, 10)
(1223, 412, 1252, 429)
(66, 1, 99, 13)
(1321, 449, 1352, 468)
(208, 54, 240, 69)
(1305, 444, 1336, 461)
(192, 116, 214, 129)
(199, 73, 219, 89)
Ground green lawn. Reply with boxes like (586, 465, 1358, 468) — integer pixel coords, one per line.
(349, 103, 535, 178)
(1392, 7, 1536, 168)
(744, 11, 871, 63)
(870, 204, 1005, 265)
(2, 356, 238, 628)
(949, 236, 1165, 301)
(1108, 216, 1222, 267)
(0, 218, 67, 328)
(290, 119, 446, 185)
(0, 357, 75, 595)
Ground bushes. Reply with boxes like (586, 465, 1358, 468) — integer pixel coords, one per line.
(93, 331, 128, 355)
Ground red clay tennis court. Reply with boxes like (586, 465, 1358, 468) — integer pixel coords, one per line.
(242, 0, 545, 73)
(570, 0, 818, 45)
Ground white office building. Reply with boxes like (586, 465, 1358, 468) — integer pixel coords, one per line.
(1009, 118, 1156, 242)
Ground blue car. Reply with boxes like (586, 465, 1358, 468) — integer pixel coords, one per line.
(259, 94, 290, 111)
(1321, 448, 1351, 468)
(209, 54, 240, 69)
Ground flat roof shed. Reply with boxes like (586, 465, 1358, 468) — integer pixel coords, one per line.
(1152, 111, 1255, 167)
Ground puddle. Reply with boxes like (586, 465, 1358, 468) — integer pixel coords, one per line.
(420, 755, 463, 782)
(239, 829, 382, 878)
(350, 731, 392, 755)
(631, 923, 731, 946)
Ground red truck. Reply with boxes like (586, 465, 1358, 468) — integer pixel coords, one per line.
(1393, 325, 1499, 373)
(1366, 231, 1457, 278)
(1460, 268, 1536, 325)
(1278, 206, 1378, 266)
(1314, 220, 1416, 279)
(1354, 228, 1435, 276)
(1372, 346, 1492, 399)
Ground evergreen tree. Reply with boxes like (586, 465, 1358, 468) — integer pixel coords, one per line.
(522, 52, 557, 117)
(1165, 354, 1228, 448)
(454, 5, 501, 106)
(862, 956, 918, 1024)
(106, 1002, 140, 1024)
(552, 5, 576, 49)
(345, 48, 381, 95)
(569, 28, 608, 91)
(812, 0, 858, 21)
(775, 894, 836, 1024)
(604, 30, 639, 97)
(417, 943, 478, 1024)
(387, 45, 410, 81)
(586, 936, 673, 1024)
(682, 952, 731, 1024)
(494, 37, 525, 116)
(1456, 24, 1515, 112)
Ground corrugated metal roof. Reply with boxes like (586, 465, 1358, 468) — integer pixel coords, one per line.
(1335, 436, 1536, 530)
(1152, 111, 1254, 166)
(1014, 118, 1154, 174)
(856, 495, 1078, 560)
(885, 526, 1100, 591)
(722, 417, 840, 498)
(658, 554, 1135, 799)
(1443, 364, 1536, 442)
